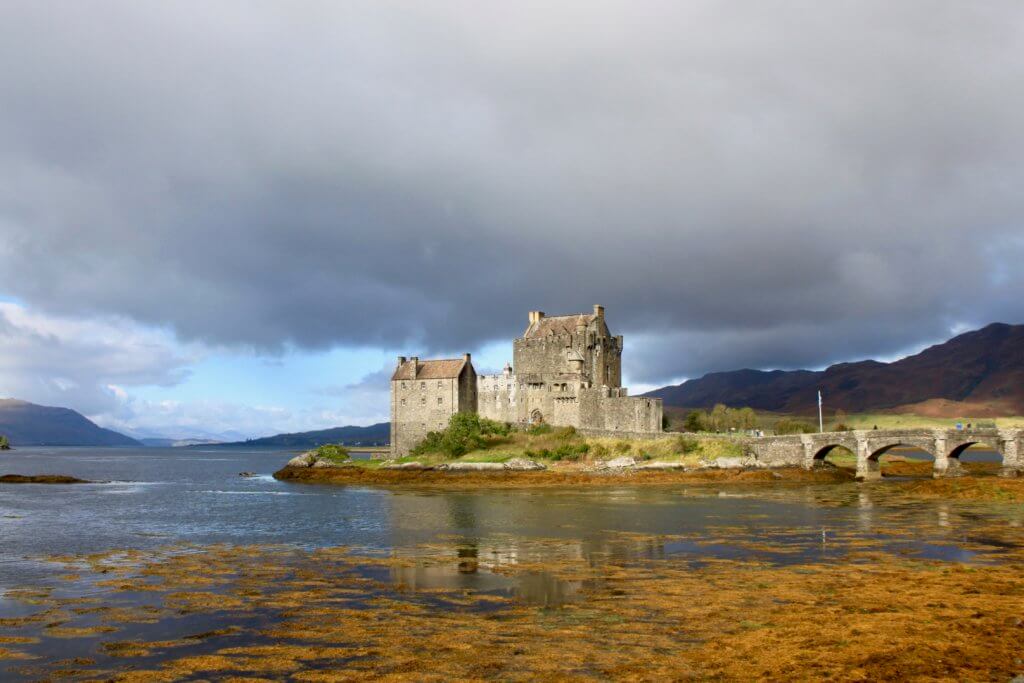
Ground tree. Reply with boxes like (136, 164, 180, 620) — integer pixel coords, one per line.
(684, 410, 706, 432)
(738, 407, 757, 430)
(709, 404, 729, 432)
(662, 414, 671, 431)
(0, 435, 9, 450)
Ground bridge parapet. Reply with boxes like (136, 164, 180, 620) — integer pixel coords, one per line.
(744, 427, 1024, 479)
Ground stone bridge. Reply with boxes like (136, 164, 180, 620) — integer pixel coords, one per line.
(746, 428, 1023, 480)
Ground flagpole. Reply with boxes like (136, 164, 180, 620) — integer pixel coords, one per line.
(818, 390, 824, 433)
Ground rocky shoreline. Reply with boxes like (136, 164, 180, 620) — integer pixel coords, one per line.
(0, 474, 92, 484)
(273, 462, 853, 488)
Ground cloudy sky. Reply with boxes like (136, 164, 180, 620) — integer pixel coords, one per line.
(2, 1, 1023, 438)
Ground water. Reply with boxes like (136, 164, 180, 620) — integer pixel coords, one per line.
(1, 447, 1017, 589)
(2, 447, 1022, 679)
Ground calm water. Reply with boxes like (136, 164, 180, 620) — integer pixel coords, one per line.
(2, 447, 1023, 679)
(1, 446, 1018, 591)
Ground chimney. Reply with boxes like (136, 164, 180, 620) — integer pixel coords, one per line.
(593, 305, 604, 319)
(528, 310, 545, 325)
(410, 356, 419, 378)
(397, 356, 406, 368)
(463, 352, 472, 364)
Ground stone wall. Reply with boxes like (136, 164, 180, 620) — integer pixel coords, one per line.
(477, 369, 517, 423)
(578, 387, 662, 434)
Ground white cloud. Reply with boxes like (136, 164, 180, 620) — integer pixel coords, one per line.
(0, 302, 195, 415)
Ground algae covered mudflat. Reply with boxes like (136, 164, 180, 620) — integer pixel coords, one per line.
(3, 469, 1024, 680)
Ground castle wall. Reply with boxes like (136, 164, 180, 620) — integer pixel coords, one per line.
(477, 371, 517, 423)
(578, 387, 662, 434)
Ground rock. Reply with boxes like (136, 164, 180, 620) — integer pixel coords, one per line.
(311, 459, 338, 469)
(440, 462, 507, 471)
(635, 461, 688, 470)
(605, 456, 637, 469)
(381, 462, 431, 470)
(703, 456, 763, 469)
(238, 471, 256, 477)
(711, 457, 747, 469)
(504, 458, 546, 471)
(286, 452, 316, 468)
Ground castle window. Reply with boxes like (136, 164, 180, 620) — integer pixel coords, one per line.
(420, 397, 426, 405)
(420, 382, 426, 389)
(401, 382, 406, 389)
(401, 399, 406, 406)
(437, 381, 443, 388)
(437, 397, 443, 405)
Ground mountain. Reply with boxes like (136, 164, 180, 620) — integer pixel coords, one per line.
(646, 323, 1024, 417)
(0, 399, 141, 447)
(201, 422, 390, 448)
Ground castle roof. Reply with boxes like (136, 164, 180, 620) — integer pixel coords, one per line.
(391, 357, 469, 381)
(524, 314, 595, 338)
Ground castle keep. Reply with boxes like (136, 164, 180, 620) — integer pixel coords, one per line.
(390, 306, 663, 456)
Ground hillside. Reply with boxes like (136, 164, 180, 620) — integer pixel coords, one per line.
(203, 422, 390, 448)
(0, 399, 141, 447)
(646, 323, 1024, 417)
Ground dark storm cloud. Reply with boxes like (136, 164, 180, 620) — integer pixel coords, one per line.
(2, 1, 1023, 382)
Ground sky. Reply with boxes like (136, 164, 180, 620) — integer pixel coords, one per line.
(1, 2, 1023, 439)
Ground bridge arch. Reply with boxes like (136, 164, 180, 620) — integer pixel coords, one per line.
(811, 443, 857, 463)
(867, 442, 934, 461)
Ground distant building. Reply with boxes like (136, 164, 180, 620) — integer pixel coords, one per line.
(390, 306, 663, 456)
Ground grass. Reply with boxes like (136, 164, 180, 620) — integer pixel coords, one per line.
(667, 407, 1024, 434)
(373, 427, 747, 467)
(836, 413, 1024, 430)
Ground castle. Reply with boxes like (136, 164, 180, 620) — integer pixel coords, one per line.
(390, 306, 663, 456)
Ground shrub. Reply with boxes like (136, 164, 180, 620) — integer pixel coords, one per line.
(614, 440, 632, 454)
(775, 418, 817, 435)
(547, 443, 590, 461)
(315, 444, 350, 462)
(412, 412, 487, 458)
(480, 418, 511, 437)
(552, 426, 577, 440)
(673, 436, 700, 455)
(527, 423, 553, 436)
(589, 443, 609, 459)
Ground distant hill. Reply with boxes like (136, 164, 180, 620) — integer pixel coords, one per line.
(139, 437, 224, 448)
(0, 399, 141, 447)
(202, 422, 390, 449)
(646, 323, 1024, 417)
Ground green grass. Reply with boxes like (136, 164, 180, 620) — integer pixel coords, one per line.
(405, 426, 745, 466)
(835, 413, 1024, 430)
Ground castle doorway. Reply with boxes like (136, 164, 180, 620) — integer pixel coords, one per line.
(530, 409, 544, 425)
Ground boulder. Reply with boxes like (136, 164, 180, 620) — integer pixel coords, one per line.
(504, 458, 546, 471)
(238, 471, 256, 477)
(286, 452, 316, 468)
(604, 456, 637, 469)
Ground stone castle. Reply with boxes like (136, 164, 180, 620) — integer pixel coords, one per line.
(390, 306, 663, 455)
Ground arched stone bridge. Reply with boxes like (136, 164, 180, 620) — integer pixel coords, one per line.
(746, 428, 1023, 480)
